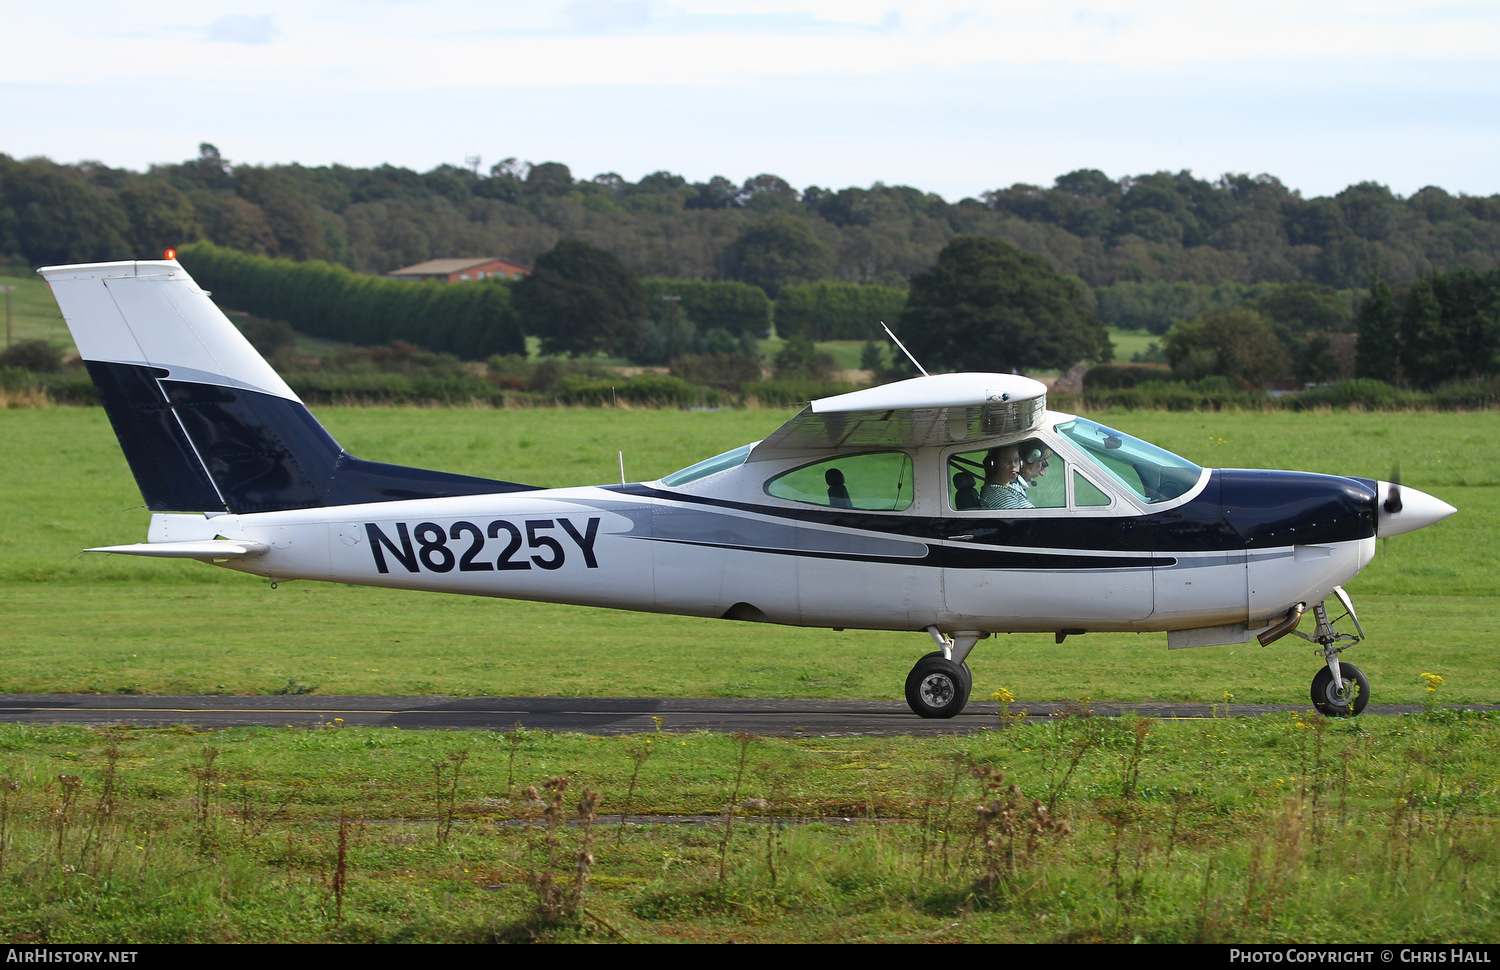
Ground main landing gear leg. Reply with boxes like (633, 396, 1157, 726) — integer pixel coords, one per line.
(1294, 587, 1370, 718)
(905, 629, 987, 719)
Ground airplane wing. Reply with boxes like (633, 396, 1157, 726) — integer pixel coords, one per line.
(748, 373, 1049, 461)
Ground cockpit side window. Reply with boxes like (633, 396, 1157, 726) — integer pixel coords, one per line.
(1073, 470, 1112, 507)
(766, 452, 914, 511)
(947, 441, 1065, 511)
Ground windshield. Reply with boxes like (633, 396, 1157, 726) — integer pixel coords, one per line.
(1054, 418, 1202, 504)
(660, 442, 754, 487)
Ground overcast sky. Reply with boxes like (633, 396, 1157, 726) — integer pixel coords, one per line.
(7, 1, 1500, 201)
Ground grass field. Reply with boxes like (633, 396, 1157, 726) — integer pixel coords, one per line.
(1107, 327, 1162, 362)
(0, 708, 1495, 942)
(0, 406, 1493, 706)
(0, 272, 71, 350)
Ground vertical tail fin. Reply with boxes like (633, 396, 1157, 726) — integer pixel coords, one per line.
(41, 260, 531, 513)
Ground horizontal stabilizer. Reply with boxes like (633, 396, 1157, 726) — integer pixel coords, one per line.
(86, 540, 269, 561)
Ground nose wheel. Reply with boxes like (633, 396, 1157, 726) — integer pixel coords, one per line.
(1311, 662, 1369, 717)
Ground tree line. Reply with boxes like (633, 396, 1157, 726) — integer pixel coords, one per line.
(4, 146, 1497, 295)
(8, 146, 1496, 392)
(1093, 266, 1500, 390)
(1356, 267, 1500, 388)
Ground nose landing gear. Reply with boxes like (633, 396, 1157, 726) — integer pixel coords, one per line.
(1311, 661, 1370, 717)
(1295, 587, 1369, 717)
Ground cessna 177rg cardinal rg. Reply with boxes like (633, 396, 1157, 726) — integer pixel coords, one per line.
(39, 259, 1456, 718)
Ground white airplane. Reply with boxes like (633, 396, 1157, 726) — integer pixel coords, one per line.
(40, 259, 1457, 719)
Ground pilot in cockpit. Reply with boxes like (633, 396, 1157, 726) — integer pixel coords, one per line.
(1019, 442, 1051, 489)
(980, 445, 1033, 510)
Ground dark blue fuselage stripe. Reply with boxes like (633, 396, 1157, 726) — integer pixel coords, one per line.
(611, 469, 1376, 553)
(642, 534, 1176, 569)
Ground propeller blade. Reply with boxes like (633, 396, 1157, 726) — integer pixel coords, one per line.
(1384, 463, 1402, 514)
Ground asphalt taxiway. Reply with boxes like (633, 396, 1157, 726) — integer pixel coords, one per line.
(0, 695, 1476, 736)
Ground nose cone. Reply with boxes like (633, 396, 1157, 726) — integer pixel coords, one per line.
(1375, 481, 1457, 537)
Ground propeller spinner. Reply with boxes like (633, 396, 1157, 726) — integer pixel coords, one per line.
(1374, 474, 1454, 537)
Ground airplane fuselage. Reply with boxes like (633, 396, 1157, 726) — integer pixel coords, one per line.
(162, 451, 1378, 642)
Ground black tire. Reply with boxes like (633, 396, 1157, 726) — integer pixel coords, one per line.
(917, 650, 973, 698)
(906, 654, 972, 719)
(1311, 662, 1370, 717)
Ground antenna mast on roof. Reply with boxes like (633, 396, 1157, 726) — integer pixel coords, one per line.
(881, 321, 928, 377)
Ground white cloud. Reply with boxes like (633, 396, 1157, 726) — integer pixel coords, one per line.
(561, 1, 652, 34)
(2, 1, 1498, 198)
(207, 14, 278, 45)
(11, 2, 1500, 86)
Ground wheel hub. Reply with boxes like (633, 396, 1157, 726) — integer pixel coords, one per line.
(919, 673, 956, 707)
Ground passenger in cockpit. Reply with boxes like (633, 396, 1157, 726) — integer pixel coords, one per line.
(980, 445, 1033, 510)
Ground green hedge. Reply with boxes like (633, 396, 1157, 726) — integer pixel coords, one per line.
(1081, 379, 1272, 411)
(550, 374, 705, 407)
(177, 242, 525, 360)
(1, 367, 99, 404)
(282, 372, 510, 406)
(773, 282, 908, 341)
(642, 279, 770, 336)
(1078, 377, 1500, 411)
(740, 379, 857, 408)
(1082, 363, 1175, 389)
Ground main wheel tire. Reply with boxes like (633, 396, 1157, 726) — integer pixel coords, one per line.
(1311, 662, 1370, 717)
(905, 654, 972, 719)
(917, 650, 973, 698)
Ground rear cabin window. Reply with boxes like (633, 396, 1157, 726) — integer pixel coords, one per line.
(765, 452, 914, 511)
